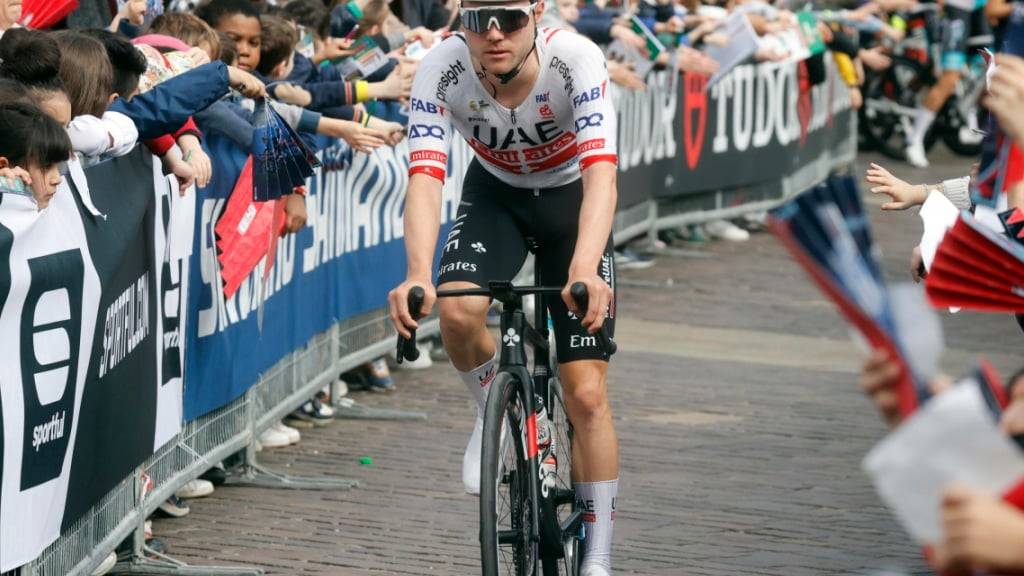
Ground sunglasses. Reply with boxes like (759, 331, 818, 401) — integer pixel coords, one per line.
(460, 3, 536, 34)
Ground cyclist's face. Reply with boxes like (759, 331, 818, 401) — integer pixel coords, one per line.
(463, 0, 542, 75)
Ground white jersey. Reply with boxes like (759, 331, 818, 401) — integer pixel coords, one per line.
(406, 28, 618, 189)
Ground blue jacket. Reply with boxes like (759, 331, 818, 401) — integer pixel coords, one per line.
(109, 61, 230, 140)
(576, 6, 617, 45)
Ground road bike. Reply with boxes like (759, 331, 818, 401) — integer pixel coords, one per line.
(397, 265, 616, 576)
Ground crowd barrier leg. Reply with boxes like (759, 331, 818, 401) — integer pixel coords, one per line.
(109, 475, 262, 575)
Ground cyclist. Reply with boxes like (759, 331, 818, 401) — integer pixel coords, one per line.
(905, 0, 993, 167)
(388, 1, 619, 573)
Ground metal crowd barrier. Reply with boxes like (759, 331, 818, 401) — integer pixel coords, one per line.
(4, 308, 438, 576)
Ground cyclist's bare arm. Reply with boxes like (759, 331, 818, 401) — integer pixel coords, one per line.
(389, 173, 442, 337)
(565, 162, 617, 333)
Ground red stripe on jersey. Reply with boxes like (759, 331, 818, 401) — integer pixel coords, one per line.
(409, 165, 446, 182)
(523, 131, 574, 161)
(527, 142, 578, 172)
(410, 150, 448, 164)
(577, 138, 606, 155)
(580, 154, 618, 170)
(545, 28, 562, 43)
(468, 139, 525, 173)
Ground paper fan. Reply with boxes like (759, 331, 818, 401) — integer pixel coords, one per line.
(215, 157, 281, 299)
(21, 0, 78, 29)
(769, 174, 928, 418)
(251, 99, 319, 202)
(925, 211, 1024, 312)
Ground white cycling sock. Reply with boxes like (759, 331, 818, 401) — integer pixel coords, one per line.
(576, 478, 618, 572)
(909, 108, 936, 147)
(457, 354, 497, 413)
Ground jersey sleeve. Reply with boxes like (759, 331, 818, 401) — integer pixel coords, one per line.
(406, 50, 456, 183)
(563, 36, 617, 171)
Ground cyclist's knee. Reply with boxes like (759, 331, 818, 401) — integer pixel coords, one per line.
(560, 362, 610, 424)
(438, 290, 489, 339)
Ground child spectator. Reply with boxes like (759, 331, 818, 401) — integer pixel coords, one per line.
(146, 12, 222, 62)
(0, 29, 73, 127)
(0, 102, 73, 210)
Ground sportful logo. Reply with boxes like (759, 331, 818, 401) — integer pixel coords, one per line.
(98, 272, 151, 379)
(19, 249, 84, 489)
(435, 61, 466, 103)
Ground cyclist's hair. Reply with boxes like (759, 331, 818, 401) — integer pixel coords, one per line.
(0, 102, 72, 169)
(148, 12, 222, 56)
(51, 31, 114, 118)
(196, 0, 261, 29)
(282, 0, 330, 40)
(80, 29, 148, 99)
(257, 15, 298, 76)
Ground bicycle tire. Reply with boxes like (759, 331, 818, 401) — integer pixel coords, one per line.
(481, 371, 539, 576)
(541, 377, 580, 576)
(941, 103, 985, 157)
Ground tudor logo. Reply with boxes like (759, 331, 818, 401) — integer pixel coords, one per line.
(682, 73, 708, 170)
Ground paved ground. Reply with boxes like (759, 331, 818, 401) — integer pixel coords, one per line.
(154, 146, 1023, 575)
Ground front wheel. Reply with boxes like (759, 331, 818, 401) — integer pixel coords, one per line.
(481, 372, 538, 576)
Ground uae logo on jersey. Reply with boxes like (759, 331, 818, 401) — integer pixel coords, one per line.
(538, 104, 554, 119)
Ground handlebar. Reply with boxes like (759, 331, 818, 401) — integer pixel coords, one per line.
(569, 282, 618, 357)
(395, 282, 617, 364)
(396, 286, 425, 365)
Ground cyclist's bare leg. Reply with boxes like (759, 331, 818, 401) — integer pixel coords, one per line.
(438, 280, 498, 494)
(910, 70, 963, 150)
(560, 359, 618, 480)
(438, 281, 495, 371)
(561, 359, 618, 573)
(923, 70, 962, 112)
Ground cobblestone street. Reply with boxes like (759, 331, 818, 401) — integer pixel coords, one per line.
(154, 149, 1022, 575)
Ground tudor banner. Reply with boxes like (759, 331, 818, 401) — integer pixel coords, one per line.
(0, 150, 187, 572)
(611, 57, 855, 208)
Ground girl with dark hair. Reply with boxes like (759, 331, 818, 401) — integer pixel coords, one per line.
(0, 28, 73, 126)
(0, 102, 72, 210)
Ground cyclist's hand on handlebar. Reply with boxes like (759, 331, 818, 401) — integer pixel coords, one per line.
(563, 274, 612, 334)
(388, 279, 436, 339)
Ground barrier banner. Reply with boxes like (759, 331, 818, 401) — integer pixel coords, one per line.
(0, 150, 187, 571)
(183, 139, 468, 420)
(611, 59, 854, 206)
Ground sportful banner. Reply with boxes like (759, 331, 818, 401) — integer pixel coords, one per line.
(183, 138, 469, 420)
(0, 151, 188, 571)
(611, 57, 855, 208)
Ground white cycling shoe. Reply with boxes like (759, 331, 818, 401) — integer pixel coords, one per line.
(580, 565, 611, 576)
(463, 412, 484, 495)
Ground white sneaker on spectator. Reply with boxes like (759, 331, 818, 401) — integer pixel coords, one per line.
(905, 141, 929, 168)
(393, 343, 433, 369)
(581, 565, 611, 576)
(331, 378, 349, 400)
(273, 421, 301, 444)
(704, 219, 750, 242)
(258, 426, 290, 449)
(175, 479, 214, 499)
(463, 412, 484, 495)
(91, 551, 117, 576)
